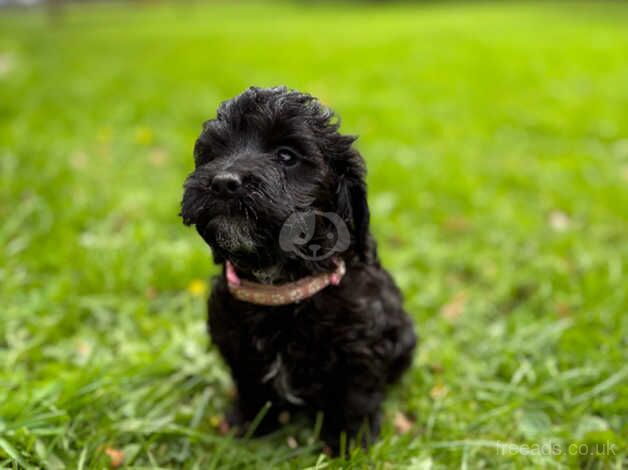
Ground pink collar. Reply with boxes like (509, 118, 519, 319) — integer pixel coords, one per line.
(225, 259, 346, 306)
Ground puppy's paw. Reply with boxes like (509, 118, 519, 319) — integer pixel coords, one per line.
(221, 403, 283, 437)
(221, 405, 247, 437)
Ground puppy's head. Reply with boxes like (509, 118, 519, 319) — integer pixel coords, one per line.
(181, 86, 370, 277)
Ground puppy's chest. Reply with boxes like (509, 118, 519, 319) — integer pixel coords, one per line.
(248, 313, 334, 405)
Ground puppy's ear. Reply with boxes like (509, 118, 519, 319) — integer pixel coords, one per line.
(335, 148, 371, 262)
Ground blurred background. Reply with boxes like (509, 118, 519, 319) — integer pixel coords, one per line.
(1, 1, 627, 468)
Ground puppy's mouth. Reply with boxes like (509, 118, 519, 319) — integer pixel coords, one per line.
(201, 215, 256, 254)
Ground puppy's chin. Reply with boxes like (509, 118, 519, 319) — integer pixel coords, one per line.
(203, 215, 256, 255)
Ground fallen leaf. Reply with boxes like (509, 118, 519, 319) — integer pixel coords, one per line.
(386, 235, 405, 248)
(440, 291, 468, 322)
(393, 411, 414, 434)
(443, 215, 471, 233)
(555, 303, 572, 318)
(0, 53, 15, 77)
(104, 447, 124, 468)
(187, 279, 207, 297)
(148, 148, 169, 167)
(278, 410, 291, 425)
(145, 286, 157, 300)
(218, 418, 231, 436)
(430, 383, 449, 400)
(548, 210, 570, 232)
(111, 215, 128, 233)
(70, 150, 88, 170)
(76, 341, 92, 363)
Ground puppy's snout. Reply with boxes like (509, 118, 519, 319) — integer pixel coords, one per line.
(211, 172, 242, 196)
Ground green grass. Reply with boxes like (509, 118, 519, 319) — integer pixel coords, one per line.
(1, 1, 627, 468)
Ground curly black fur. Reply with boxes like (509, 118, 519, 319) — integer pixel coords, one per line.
(181, 86, 416, 452)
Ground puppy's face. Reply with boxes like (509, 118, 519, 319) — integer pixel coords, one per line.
(181, 87, 369, 275)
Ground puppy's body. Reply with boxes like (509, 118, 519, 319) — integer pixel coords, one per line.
(181, 87, 416, 449)
(209, 247, 415, 444)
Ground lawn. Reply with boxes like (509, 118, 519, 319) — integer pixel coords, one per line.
(1, 1, 627, 468)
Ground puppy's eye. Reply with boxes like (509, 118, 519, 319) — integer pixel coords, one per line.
(276, 148, 298, 167)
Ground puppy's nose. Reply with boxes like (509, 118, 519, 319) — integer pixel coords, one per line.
(210, 172, 242, 196)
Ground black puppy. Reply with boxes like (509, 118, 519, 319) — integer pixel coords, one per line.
(181, 86, 416, 451)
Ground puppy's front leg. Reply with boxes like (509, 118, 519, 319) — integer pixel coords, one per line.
(321, 385, 384, 453)
(225, 375, 282, 437)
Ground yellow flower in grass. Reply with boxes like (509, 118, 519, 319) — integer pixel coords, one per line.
(134, 126, 154, 146)
(187, 279, 207, 297)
